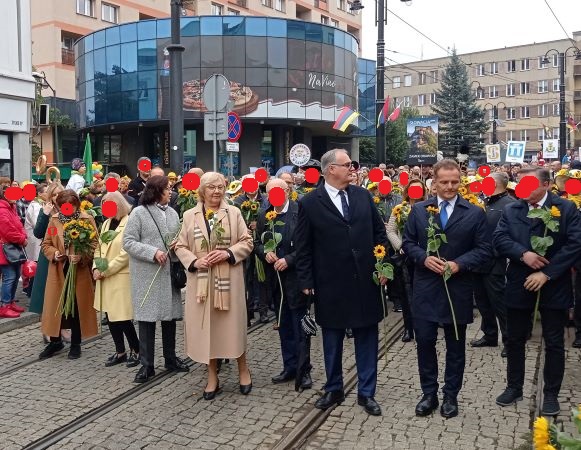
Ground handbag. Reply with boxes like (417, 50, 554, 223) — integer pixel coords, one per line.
(300, 292, 318, 337)
(145, 207, 187, 290)
(2, 243, 27, 264)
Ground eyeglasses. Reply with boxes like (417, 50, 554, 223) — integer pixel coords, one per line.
(207, 185, 225, 192)
(330, 162, 354, 169)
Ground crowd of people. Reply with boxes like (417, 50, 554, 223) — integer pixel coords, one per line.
(0, 149, 580, 420)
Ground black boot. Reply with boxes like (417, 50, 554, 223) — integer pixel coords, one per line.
(39, 340, 64, 359)
(401, 329, 414, 342)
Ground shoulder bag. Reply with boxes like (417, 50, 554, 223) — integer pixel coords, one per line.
(2, 242, 27, 264)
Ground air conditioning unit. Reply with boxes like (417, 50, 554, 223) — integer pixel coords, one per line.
(39, 104, 50, 126)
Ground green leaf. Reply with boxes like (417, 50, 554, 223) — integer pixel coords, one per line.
(443, 264, 452, 281)
(94, 257, 109, 272)
(546, 220, 559, 233)
(527, 208, 548, 219)
(100, 230, 119, 244)
(274, 221, 285, 226)
(372, 272, 379, 285)
(440, 233, 448, 243)
(264, 240, 276, 253)
(531, 235, 553, 256)
(380, 263, 394, 280)
(274, 232, 283, 244)
(427, 240, 440, 253)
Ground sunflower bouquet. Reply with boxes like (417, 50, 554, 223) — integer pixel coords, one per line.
(80, 199, 103, 219)
(290, 190, 299, 202)
(57, 219, 97, 319)
(373, 196, 388, 219)
(372, 244, 394, 364)
(533, 406, 581, 449)
(392, 201, 411, 234)
(458, 179, 485, 210)
(261, 211, 285, 326)
(177, 188, 199, 219)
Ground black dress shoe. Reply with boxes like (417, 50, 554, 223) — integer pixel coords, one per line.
(573, 335, 581, 348)
(501, 345, 507, 358)
(203, 381, 222, 400)
(68, 344, 81, 360)
(401, 329, 413, 342)
(105, 352, 127, 367)
(240, 370, 252, 395)
(393, 306, 402, 313)
(496, 388, 523, 406)
(126, 351, 140, 368)
(315, 391, 345, 410)
(39, 341, 64, 359)
(272, 370, 296, 384)
(259, 312, 269, 323)
(541, 395, 560, 416)
(165, 357, 189, 372)
(415, 394, 439, 416)
(357, 395, 382, 416)
(470, 336, 498, 347)
(300, 373, 313, 390)
(440, 396, 458, 419)
(134, 365, 155, 383)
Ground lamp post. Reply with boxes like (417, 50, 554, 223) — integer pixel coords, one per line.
(168, 0, 185, 174)
(32, 71, 59, 163)
(483, 102, 506, 144)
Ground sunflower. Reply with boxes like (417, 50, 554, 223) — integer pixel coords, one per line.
(290, 191, 299, 201)
(550, 206, 561, 218)
(373, 196, 380, 204)
(70, 230, 80, 240)
(304, 187, 314, 193)
(265, 211, 278, 222)
(367, 183, 377, 191)
(426, 206, 439, 215)
(241, 200, 251, 210)
(458, 186, 468, 196)
(250, 203, 258, 211)
(392, 205, 402, 216)
(533, 417, 550, 449)
(373, 245, 386, 259)
(556, 168, 569, 178)
(90, 231, 96, 239)
(80, 200, 93, 211)
(205, 209, 215, 221)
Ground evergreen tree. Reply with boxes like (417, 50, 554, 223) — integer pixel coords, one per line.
(431, 49, 488, 159)
(385, 107, 419, 165)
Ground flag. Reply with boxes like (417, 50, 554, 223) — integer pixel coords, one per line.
(542, 123, 552, 139)
(333, 107, 360, 132)
(376, 96, 390, 127)
(387, 103, 401, 122)
(82, 133, 93, 184)
(567, 115, 578, 132)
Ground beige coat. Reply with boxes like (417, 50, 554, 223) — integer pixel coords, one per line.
(93, 216, 132, 322)
(175, 201, 253, 364)
(40, 212, 98, 339)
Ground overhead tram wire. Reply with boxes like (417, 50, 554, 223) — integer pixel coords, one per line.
(543, 0, 580, 52)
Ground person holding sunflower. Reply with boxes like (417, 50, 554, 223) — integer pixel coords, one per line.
(39, 190, 98, 360)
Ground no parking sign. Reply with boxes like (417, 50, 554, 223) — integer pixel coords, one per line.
(227, 112, 242, 142)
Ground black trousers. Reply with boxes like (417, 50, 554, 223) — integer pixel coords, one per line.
(108, 320, 140, 354)
(506, 307, 567, 396)
(473, 272, 508, 343)
(574, 269, 581, 337)
(388, 264, 413, 332)
(50, 301, 81, 346)
(138, 320, 177, 369)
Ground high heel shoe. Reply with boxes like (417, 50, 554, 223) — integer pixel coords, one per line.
(203, 380, 221, 401)
(239, 370, 252, 395)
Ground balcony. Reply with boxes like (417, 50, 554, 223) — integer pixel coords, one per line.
(61, 48, 75, 66)
(229, 0, 247, 8)
(574, 65, 581, 76)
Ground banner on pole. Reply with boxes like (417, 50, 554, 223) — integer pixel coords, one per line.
(505, 141, 526, 163)
(406, 116, 438, 164)
(542, 139, 559, 159)
(485, 144, 501, 163)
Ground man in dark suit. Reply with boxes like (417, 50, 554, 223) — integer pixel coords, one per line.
(255, 178, 312, 390)
(470, 172, 515, 357)
(493, 166, 581, 416)
(295, 149, 388, 416)
(402, 159, 492, 419)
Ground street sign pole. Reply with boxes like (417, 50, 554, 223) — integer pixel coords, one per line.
(203, 74, 230, 173)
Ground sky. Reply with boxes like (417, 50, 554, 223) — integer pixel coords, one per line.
(361, 0, 581, 64)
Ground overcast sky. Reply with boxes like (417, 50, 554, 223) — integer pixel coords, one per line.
(361, 0, 581, 63)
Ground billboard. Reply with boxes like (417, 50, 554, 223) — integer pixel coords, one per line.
(406, 116, 438, 164)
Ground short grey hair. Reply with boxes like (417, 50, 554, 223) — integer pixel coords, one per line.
(491, 172, 508, 189)
(104, 172, 120, 181)
(321, 149, 348, 175)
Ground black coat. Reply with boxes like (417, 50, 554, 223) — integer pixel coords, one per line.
(127, 175, 147, 204)
(492, 193, 581, 309)
(295, 183, 388, 329)
(255, 200, 306, 310)
(402, 196, 492, 324)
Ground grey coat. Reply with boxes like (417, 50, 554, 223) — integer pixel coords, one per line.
(123, 205, 182, 322)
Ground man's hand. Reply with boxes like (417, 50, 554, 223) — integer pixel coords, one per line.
(249, 221, 257, 231)
(521, 251, 549, 270)
(154, 250, 168, 266)
(273, 258, 288, 272)
(447, 261, 460, 275)
(302, 288, 315, 296)
(524, 272, 550, 292)
(194, 258, 209, 270)
(424, 255, 446, 275)
(265, 252, 278, 264)
(379, 275, 389, 286)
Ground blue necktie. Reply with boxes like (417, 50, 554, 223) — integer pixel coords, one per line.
(440, 200, 449, 229)
(339, 190, 350, 221)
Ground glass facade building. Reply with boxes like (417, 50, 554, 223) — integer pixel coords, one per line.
(356, 58, 376, 137)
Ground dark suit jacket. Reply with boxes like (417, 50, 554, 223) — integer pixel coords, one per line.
(295, 183, 388, 329)
(402, 195, 492, 324)
(492, 193, 581, 309)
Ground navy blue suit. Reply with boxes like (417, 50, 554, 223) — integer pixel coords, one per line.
(402, 195, 492, 398)
(492, 193, 581, 396)
(295, 183, 388, 397)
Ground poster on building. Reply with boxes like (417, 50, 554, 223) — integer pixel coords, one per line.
(542, 139, 559, 159)
(485, 144, 501, 163)
(406, 116, 438, 164)
(505, 141, 526, 163)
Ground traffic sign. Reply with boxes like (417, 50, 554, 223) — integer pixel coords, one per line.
(203, 112, 228, 141)
(226, 142, 239, 152)
(202, 74, 230, 111)
(227, 112, 243, 142)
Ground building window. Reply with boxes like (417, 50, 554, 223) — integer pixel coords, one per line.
(489, 86, 498, 98)
(520, 130, 528, 141)
(330, 18, 339, 27)
(404, 74, 412, 87)
(393, 76, 401, 89)
(538, 56, 548, 69)
(553, 104, 560, 116)
(552, 79, 560, 92)
(538, 129, 545, 141)
(538, 104, 547, 117)
(337, 0, 346, 10)
(521, 58, 530, 71)
(490, 62, 498, 74)
(320, 15, 329, 24)
(261, 0, 272, 8)
(211, 2, 224, 14)
(403, 96, 411, 107)
(553, 127, 559, 139)
(520, 82, 530, 95)
(506, 108, 516, 120)
(417, 94, 425, 106)
(418, 72, 426, 85)
(552, 54, 559, 67)
(476, 64, 485, 77)
(477, 88, 485, 100)
(520, 106, 530, 119)
(507, 60, 516, 72)
(275, 0, 285, 12)
(430, 70, 438, 83)
(506, 83, 515, 96)
(61, 34, 76, 65)
(228, 8, 240, 14)
(430, 92, 436, 104)
(76, 0, 94, 16)
(506, 130, 514, 141)
(538, 80, 548, 93)
(101, 3, 119, 23)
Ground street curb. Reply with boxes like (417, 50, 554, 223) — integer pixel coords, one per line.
(0, 313, 40, 334)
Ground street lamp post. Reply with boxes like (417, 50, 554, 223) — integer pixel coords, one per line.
(168, 0, 185, 174)
(484, 102, 505, 144)
(32, 71, 59, 163)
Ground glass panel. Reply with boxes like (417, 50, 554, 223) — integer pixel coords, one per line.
(94, 48, 106, 77)
(246, 18, 266, 36)
(244, 86, 266, 116)
(287, 21, 305, 40)
(76, 39, 84, 58)
(181, 37, 201, 68)
(201, 36, 223, 67)
(268, 68, 287, 87)
(121, 42, 137, 72)
(268, 88, 288, 118)
(85, 79, 94, 97)
(95, 92, 107, 124)
(201, 67, 221, 81)
(260, 129, 275, 174)
(157, 19, 170, 38)
(106, 45, 120, 75)
(182, 67, 201, 84)
(122, 91, 139, 122)
(86, 97, 95, 126)
(184, 130, 197, 168)
(119, 23, 137, 42)
(224, 37, 245, 67)
(200, 17, 222, 35)
(84, 34, 93, 52)
(223, 16, 244, 35)
(106, 26, 120, 46)
(246, 68, 267, 87)
(76, 54, 85, 84)
(334, 47, 344, 77)
(78, 100, 86, 128)
(305, 23, 322, 42)
(322, 90, 335, 107)
(181, 17, 200, 36)
(77, 82, 86, 100)
(138, 20, 156, 40)
(93, 30, 106, 49)
(306, 42, 322, 72)
(367, 59, 375, 73)
(121, 72, 138, 91)
(288, 70, 305, 88)
(267, 38, 286, 68)
(138, 40, 157, 71)
(107, 74, 121, 92)
(267, 18, 286, 37)
(246, 37, 267, 68)
(223, 67, 245, 85)
(138, 70, 158, 93)
(288, 88, 305, 119)
(288, 39, 305, 70)
(139, 88, 157, 120)
(109, 135, 122, 162)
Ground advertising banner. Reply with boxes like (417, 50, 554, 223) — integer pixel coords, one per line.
(406, 116, 438, 164)
(485, 144, 502, 163)
(542, 139, 559, 159)
(505, 141, 526, 163)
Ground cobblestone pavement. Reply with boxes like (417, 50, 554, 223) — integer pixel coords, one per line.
(557, 327, 581, 438)
(2, 309, 580, 449)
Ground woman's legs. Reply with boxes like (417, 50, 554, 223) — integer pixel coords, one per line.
(122, 320, 140, 354)
(237, 352, 251, 385)
(0, 264, 18, 305)
(206, 359, 219, 392)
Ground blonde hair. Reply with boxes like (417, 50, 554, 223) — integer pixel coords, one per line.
(101, 190, 132, 220)
(46, 182, 64, 202)
(198, 172, 226, 203)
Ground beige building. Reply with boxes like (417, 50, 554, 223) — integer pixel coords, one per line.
(31, 0, 361, 164)
(385, 32, 581, 159)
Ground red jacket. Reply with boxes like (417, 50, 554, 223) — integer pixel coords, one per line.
(0, 199, 27, 265)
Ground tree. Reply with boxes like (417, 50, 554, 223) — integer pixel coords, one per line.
(358, 137, 376, 164)
(385, 107, 420, 165)
(431, 49, 488, 159)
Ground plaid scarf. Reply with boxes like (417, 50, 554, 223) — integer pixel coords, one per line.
(194, 203, 232, 310)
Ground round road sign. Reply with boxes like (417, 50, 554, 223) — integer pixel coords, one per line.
(227, 112, 243, 142)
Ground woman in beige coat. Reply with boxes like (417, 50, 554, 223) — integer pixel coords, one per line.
(175, 172, 253, 400)
(93, 191, 139, 368)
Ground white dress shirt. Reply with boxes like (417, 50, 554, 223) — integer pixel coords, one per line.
(324, 183, 349, 217)
(275, 200, 290, 214)
(437, 194, 457, 219)
(528, 192, 548, 210)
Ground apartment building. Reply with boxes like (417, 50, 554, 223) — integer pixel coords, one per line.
(31, 0, 361, 165)
(385, 33, 581, 158)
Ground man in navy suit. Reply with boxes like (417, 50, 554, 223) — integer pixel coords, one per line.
(493, 166, 581, 416)
(402, 159, 492, 419)
(295, 149, 388, 416)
